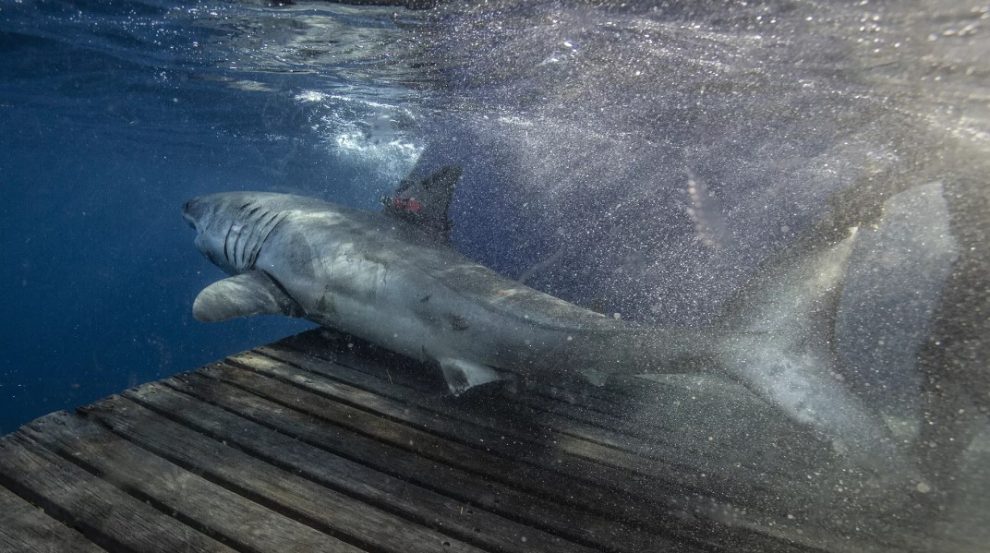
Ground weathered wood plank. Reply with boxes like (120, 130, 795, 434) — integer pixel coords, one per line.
(184, 365, 823, 553)
(253, 345, 808, 491)
(276, 332, 828, 474)
(0, 485, 105, 553)
(221, 352, 803, 524)
(505, 378, 823, 464)
(151, 374, 691, 553)
(284, 329, 819, 447)
(20, 412, 369, 553)
(80, 392, 556, 553)
(271, 330, 914, 553)
(0, 429, 235, 553)
(259, 342, 832, 529)
(533, 374, 829, 464)
(275, 332, 899, 501)
(198, 362, 684, 522)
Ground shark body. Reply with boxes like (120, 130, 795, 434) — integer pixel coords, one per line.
(183, 189, 705, 392)
(182, 170, 913, 476)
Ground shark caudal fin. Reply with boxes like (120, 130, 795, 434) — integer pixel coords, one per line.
(712, 227, 918, 479)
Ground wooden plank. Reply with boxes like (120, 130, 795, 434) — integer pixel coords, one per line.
(253, 345, 810, 490)
(506, 376, 823, 461)
(178, 366, 822, 553)
(277, 332, 828, 474)
(197, 362, 688, 522)
(253, 345, 823, 518)
(147, 374, 692, 553)
(358, 327, 815, 452)
(0, 430, 235, 553)
(20, 412, 368, 553)
(260, 342, 831, 526)
(539, 375, 828, 464)
(80, 392, 561, 553)
(0, 485, 105, 553)
(283, 329, 821, 448)
(219, 352, 799, 518)
(269, 331, 920, 553)
(271, 332, 896, 505)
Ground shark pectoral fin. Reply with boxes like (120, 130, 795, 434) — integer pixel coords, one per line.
(193, 271, 298, 323)
(438, 358, 502, 396)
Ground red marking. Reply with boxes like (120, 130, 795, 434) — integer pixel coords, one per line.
(392, 197, 423, 214)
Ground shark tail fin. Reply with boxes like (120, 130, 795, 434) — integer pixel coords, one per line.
(712, 227, 914, 476)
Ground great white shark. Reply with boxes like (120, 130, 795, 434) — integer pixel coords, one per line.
(182, 168, 915, 478)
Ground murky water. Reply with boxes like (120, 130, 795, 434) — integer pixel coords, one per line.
(1, 0, 988, 549)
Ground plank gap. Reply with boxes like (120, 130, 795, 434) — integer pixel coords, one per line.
(260, 346, 758, 476)
(82, 397, 470, 553)
(151, 376, 673, 552)
(23, 428, 268, 553)
(185, 367, 819, 553)
(119, 385, 612, 553)
(222, 353, 785, 522)
(0, 483, 109, 553)
(192, 366, 651, 518)
(0, 438, 149, 553)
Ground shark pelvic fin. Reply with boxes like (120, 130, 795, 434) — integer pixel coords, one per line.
(382, 165, 462, 241)
(579, 368, 609, 387)
(193, 270, 299, 323)
(438, 357, 502, 395)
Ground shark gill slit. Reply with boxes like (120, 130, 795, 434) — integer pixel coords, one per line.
(244, 209, 276, 269)
(251, 212, 288, 267)
(232, 203, 259, 269)
(231, 203, 257, 268)
(231, 224, 246, 269)
(237, 208, 267, 269)
(222, 223, 236, 266)
(250, 211, 282, 267)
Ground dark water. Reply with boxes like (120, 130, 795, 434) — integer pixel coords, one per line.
(1, 0, 988, 546)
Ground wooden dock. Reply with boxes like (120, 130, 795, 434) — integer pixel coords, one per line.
(0, 328, 975, 553)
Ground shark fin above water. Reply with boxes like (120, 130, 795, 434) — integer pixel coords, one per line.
(382, 165, 462, 241)
(438, 357, 502, 395)
(193, 270, 300, 322)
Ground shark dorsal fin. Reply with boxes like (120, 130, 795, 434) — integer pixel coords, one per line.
(193, 270, 300, 322)
(382, 165, 462, 241)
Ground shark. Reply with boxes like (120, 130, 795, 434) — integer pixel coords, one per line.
(182, 166, 914, 477)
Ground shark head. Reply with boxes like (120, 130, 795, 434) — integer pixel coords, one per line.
(183, 192, 290, 275)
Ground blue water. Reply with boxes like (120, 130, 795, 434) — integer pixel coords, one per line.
(0, 0, 365, 431)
